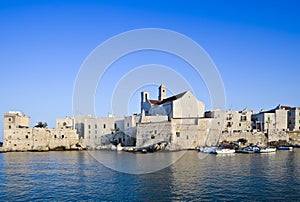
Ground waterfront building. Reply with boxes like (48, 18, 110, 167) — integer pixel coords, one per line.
(205, 109, 254, 134)
(137, 85, 213, 149)
(251, 105, 290, 143)
(251, 105, 290, 133)
(57, 115, 140, 149)
(141, 84, 205, 118)
(3, 111, 80, 151)
(288, 107, 300, 131)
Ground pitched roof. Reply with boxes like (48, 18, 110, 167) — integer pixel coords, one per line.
(261, 104, 293, 113)
(149, 100, 160, 104)
(147, 91, 188, 106)
(158, 91, 187, 105)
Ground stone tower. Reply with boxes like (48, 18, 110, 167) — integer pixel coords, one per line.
(158, 84, 166, 101)
(4, 111, 30, 130)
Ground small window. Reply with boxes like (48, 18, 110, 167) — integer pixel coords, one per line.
(8, 118, 11, 122)
(25, 135, 28, 139)
(95, 136, 97, 139)
(88, 125, 91, 129)
(239, 123, 242, 127)
(240, 116, 247, 122)
(103, 124, 106, 129)
(127, 123, 129, 127)
(95, 124, 97, 129)
(114, 123, 117, 129)
(14, 144, 17, 147)
(227, 122, 232, 127)
(95, 130, 97, 134)
(151, 135, 155, 139)
(8, 125, 11, 129)
(186, 135, 189, 140)
(54, 135, 57, 138)
(61, 135, 64, 139)
(155, 130, 157, 134)
(176, 132, 180, 137)
(89, 131, 91, 134)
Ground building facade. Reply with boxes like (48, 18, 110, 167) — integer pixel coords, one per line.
(288, 107, 300, 131)
(3, 112, 80, 151)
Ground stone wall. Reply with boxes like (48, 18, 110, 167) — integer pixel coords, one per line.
(3, 128, 79, 151)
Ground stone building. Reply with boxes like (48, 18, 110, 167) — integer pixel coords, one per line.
(3, 111, 80, 151)
(57, 115, 140, 149)
(251, 105, 290, 133)
(251, 105, 290, 143)
(205, 109, 254, 134)
(137, 85, 215, 149)
(288, 107, 300, 131)
(141, 84, 205, 118)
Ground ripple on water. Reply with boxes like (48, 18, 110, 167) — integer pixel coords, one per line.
(0, 150, 299, 201)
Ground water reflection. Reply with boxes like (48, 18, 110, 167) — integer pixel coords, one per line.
(88, 150, 186, 174)
(0, 150, 299, 201)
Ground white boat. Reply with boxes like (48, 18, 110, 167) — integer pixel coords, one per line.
(259, 147, 276, 153)
(198, 146, 217, 154)
(216, 148, 235, 154)
(277, 146, 293, 151)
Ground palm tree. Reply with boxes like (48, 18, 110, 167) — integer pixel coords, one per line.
(34, 122, 48, 128)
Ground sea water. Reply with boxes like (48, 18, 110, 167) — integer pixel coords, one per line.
(0, 149, 299, 201)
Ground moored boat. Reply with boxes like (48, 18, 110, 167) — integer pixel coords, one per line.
(198, 146, 217, 154)
(236, 147, 255, 154)
(259, 147, 276, 153)
(277, 146, 293, 151)
(216, 148, 236, 154)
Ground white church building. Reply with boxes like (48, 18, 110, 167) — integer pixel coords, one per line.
(137, 84, 213, 149)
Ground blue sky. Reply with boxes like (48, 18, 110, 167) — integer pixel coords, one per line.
(0, 0, 300, 140)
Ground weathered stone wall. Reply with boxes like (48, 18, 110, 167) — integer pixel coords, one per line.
(3, 128, 79, 151)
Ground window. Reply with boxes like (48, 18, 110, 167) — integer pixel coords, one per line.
(227, 122, 233, 127)
(89, 131, 91, 134)
(239, 123, 242, 127)
(103, 124, 106, 129)
(115, 123, 117, 129)
(95, 130, 97, 134)
(127, 123, 129, 127)
(186, 135, 189, 140)
(61, 135, 64, 139)
(8, 118, 11, 122)
(95, 136, 97, 139)
(8, 125, 11, 129)
(25, 135, 28, 139)
(95, 124, 97, 129)
(54, 135, 57, 138)
(155, 130, 157, 134)
(151, 135, 155, 139)
(88, 125, 91, 129)
(240, 116, 247, 122)
(176, 132, 180, 137)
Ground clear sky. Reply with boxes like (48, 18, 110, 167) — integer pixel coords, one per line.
(0, 0, 300, 141)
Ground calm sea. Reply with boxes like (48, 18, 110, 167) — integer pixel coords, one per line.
(0, 149, 299, 201)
